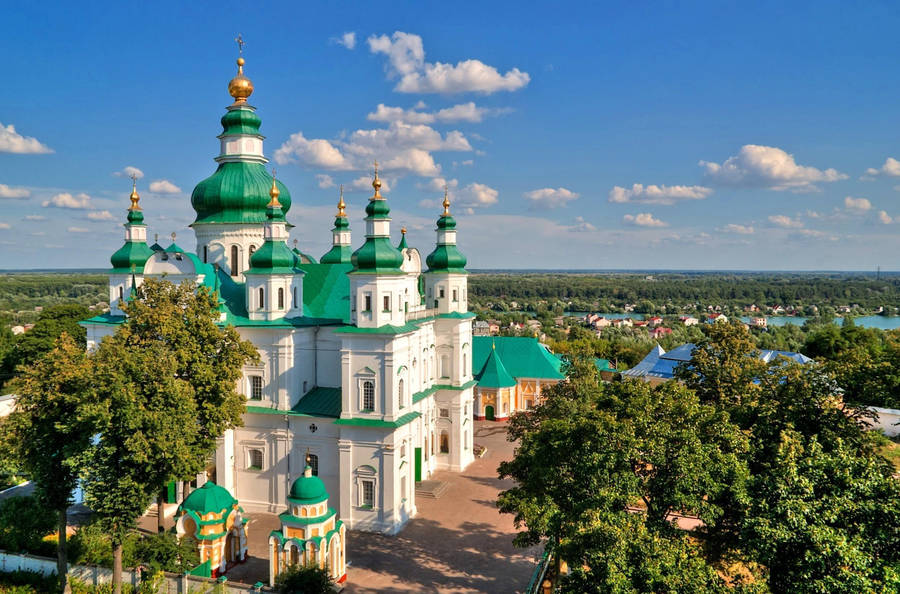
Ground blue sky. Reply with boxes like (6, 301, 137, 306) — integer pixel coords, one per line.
(2, 1, 900, 270)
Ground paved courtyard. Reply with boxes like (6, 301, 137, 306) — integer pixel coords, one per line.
(227, 420, 541, 592)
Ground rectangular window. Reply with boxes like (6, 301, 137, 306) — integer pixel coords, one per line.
(401, 476, 407, 502)
(400, 443, 406, 458)
(439, 408, 450, 418)
(439, 287, 445, 298)
(362, 479, 375, 507)
(248, 448, 263, 470)
(249, 376, 263, 400)
(364, 293, 372, 312)
(362, 380, 375, 411)
(383, 295, 390, 311)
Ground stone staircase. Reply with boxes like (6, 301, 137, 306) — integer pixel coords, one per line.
(415, 479, 450, 499)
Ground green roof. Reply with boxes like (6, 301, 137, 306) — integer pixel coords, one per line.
(293, 387, 342, 417)
(474, 345, 517, 388)
(191, 161, 292, 225)
(333, 411, 420, 428)
(179, 481, 236, 516)
(279, 507, 336, 525)
(425, 243, 467, 273)
(320, 244, 352, 265)
(351, 236, 404, 274)
(288, 470, 329, 505)
(247, 238, 297, 274)
(110, 240, 154, 273)
(220, 107, 262, 136)
(297, 262, 352, 321)
(472, 336, 565, 381)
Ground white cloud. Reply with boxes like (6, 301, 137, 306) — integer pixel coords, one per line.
(87, 210, 116, 221)
(768, 214, 803, 228)
(149, 179, 181, 194)
(333, 32, 356, 50)
(0, 184, 30, 199)
(461, 159, 474, 166)
(368, 31, 530, 94)
(608, 183, 712, 205)
(720, 223, 755, 235)
(523, 187, 579, 209)
(878, 210, 893, 224)
(316, 174, 335, 189)
(456, 182, 498, 208)
(864, 157, 900, 178)
(623, 213, 667, 227)
(43, 192, 92, 209)
(700, 145, 847, 191)
(0, 123, 53, 154)
(367, 101, 506, 124)
(113, 166, 144, 179)
(67, 227, 90, 233)
(274, 132, 353, 170)
(349, 176, 391, 193)
(844, 196, 871, 212)
(346, 121, 472, 155)
(23, 215, 46, 221)
(568, 216, 596, 232)
(0, 222, 10, 230)
(381, 149, 441, 177)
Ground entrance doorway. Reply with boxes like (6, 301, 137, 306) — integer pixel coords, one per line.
(414, 447, 422, 481)
(485, 405, 495, 421)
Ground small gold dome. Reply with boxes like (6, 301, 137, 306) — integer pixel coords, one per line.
(228, 57, 254, 104)
(268, 172, 281, 208)
(129, 178, 141, 211)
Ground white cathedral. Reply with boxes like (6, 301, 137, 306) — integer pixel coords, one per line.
(82, 54, 475, 535)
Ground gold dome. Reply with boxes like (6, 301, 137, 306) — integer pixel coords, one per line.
(267, 170, 281, 208)
(228, 57, 254, 104)
(129, 177, 141, 211)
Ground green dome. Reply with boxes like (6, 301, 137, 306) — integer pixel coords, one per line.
(365, 197, 391, 218)
(247, 240, 297, 274)
(288, 468, 329, 505)
(436, 214, 457, 230)
(179, 481, 236, 516)
(220, 109, 261, 136)
(321, 244, 352, 264)
(192, 162, 292, 225)
(426, 244, 467, 273)
(111, 240, 154, 273)
(352, 237, 404, 274)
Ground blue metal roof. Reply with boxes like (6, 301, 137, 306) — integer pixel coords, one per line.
(625, 343, 811, 380)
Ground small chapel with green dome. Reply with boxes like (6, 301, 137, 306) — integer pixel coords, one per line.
(82, 48, 477, 538)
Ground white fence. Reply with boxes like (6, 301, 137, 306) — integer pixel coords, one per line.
(0, 551, 268, 593)
(867, 406, 900, 437)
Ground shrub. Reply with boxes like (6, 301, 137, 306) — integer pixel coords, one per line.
(132, 532, 198, 574)
(274, 563, 335, 594)
(0, 497, 56, 556)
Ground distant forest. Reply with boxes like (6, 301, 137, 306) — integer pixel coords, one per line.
(468, 272, 900, 314)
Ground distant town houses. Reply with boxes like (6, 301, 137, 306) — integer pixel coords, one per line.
(649, 326, 673, 339)
(750, 316, 767, 328)
(679, 316, 699, 326)
(706, 313, 728, 324)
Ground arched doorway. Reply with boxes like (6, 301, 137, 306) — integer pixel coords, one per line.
(485, 405, 495, 421)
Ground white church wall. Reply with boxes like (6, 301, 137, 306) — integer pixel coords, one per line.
(315, 329, 342, 388)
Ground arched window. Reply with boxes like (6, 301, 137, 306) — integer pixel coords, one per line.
(248, 449, 263, 470)
(203, 245, 208, 263)
(118, 286, 123, 301)
(258, 287, 264, 310)
(278, 287, 284, 309)
(308, 454, 319, 476)
(463, 353, 467, 376)
(440, 355, 450, 378)
(398, 379, 405, 409)
(230, 245, 239, 276)
(292, 287, 297, 309)
(249, 245, 256, 256)
(362, 380, 375, 411)
(440, 431, 449, 454)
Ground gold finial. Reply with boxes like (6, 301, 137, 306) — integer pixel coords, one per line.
(228, 35, 254, 104)
(371, 160, 382, 199)
(267, 169, 281, 208)
(171, 231, 176, 242)
(303, 448, 313, 477)
(337, 184, 346, 216)
(401, 226, 407, 235)
(129, 174, 141, 210)
(442, 184, 451, 216)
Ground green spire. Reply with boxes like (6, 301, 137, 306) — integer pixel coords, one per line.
(426, 188, 467, 273)
(247, 172, 297, 274)
(351, 165, 404, 273)
(475, 342, 517, 388)
(322, 186, 352, 264)
(111, 179, 154, 273)
(398, 226, 408, 250)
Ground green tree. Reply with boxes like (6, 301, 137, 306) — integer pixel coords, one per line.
(116, 278, 257, 531)
(498, 358, 745, 591)
(4, 333, 97, 592)
(274, 563, 336, 594)
(0, 496, 56, 555)
(5, 304, 91, 374)
(84, 337, 197, 594)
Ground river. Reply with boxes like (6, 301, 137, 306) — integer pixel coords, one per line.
(564, 312, 900, 330)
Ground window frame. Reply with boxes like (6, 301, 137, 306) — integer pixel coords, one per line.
(249, 375, 263, 401)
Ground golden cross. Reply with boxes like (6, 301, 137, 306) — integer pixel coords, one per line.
(373, 160, 379, 177)
(235, 34, 245, 55)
